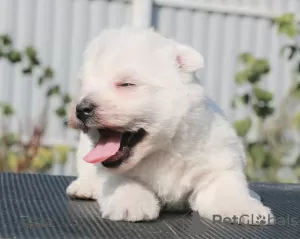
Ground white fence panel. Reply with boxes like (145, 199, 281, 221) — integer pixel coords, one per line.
(0, 0, 132, 175)
(153, 0, 300, 119)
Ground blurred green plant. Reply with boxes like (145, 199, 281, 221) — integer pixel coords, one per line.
(232, 13, 300, 183)
(0, 34, 72, 173)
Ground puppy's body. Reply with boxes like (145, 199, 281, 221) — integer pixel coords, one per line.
(67, 27, 273, 224)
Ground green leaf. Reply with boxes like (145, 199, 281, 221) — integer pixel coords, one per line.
(1, 35, 12, 46)
(295, 155, 300, 168)
(44, 67, 54, 78)
(31, 147, 54, 172)
(0, 133, 18, 146)
(248, 143, 267, 169)
(62, 94, 71, 104)
(252, 59, 270, 74)
(1, 104, 14, 116)
(234, 117, 252, 137)
(63, 119, 68, 127)
(294, 167, 300, 178)
(25, 47, 37, 59)
(38, 77, 45, 86)
(253, 87, 273, 102)
(54, 145, 70, 164)
(262, 153, 278, 169)
(281, 44, 298, 60)
(38, 67, 54, 86)
(285, 24, 297, 38)
(46, 85, 60, 97)
(242, 93, 250, 104)
(235, 71, 250, 85)
(55, 106, 66, 118)
(274, 13, 297, 38)
(231, 94, 251, 108)
(274, 13, 295, 25)
(31, 57, 40, 66)
(231, 99, 237, 108)
(253, 104, 274, 118)
(239, 53, 254, 64)
(292, 112, 300, 131)
(290, 82, 300, 98)
(22, 66, 32, 75)
(247, 73, 261, 84)
(7, 50, 22, 63)
(7, 151, 22, 172)
(0, 46, 3, 58)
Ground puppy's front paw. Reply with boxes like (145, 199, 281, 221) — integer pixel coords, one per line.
(237, 201, 274, 225)
(66, 178, 97, 200)
(191, 171, 276, 226)
(98, 183, 160, 222)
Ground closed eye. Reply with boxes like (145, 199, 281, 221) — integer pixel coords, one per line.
(117, 83, 136, 87)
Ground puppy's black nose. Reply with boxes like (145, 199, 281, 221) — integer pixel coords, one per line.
(76, 100, 95, 123)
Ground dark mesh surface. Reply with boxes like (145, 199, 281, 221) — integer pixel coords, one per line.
(0, 173, 299, 239)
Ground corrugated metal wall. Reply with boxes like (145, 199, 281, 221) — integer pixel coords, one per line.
(154, 0, 300, 119)
(0, 0, 299, 175)
(0, 0, 133, 175)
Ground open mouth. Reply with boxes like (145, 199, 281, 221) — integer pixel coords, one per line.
(83, 128, 146, 168)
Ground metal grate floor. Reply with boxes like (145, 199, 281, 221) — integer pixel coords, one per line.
(0, 173, 299, 239)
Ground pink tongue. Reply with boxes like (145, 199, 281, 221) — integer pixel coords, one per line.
(83, 132, 122, 164)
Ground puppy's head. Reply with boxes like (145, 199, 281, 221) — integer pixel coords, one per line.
(69, 27, 205, 172)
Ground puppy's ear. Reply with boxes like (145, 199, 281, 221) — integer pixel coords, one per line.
(175, 44, 204, 73)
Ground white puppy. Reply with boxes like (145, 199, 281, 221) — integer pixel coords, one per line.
(66, 27, 273, 224)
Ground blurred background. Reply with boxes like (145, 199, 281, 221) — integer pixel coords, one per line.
(0, 0, 300, 183)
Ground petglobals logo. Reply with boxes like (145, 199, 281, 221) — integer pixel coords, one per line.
(188, 212, 299, 234)
(212, 214, 274, 225)
(212, 214, 299, 226)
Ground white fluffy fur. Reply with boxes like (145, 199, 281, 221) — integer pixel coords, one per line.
(66, 27, 273, 224)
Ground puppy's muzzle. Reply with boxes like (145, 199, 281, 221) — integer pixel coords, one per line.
(76, 99, 95, 124)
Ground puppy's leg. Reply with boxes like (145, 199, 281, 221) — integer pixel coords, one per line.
(66, 132, 98, 199)
(189, 169, 274, 225)
(96, 175, 160, 222)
